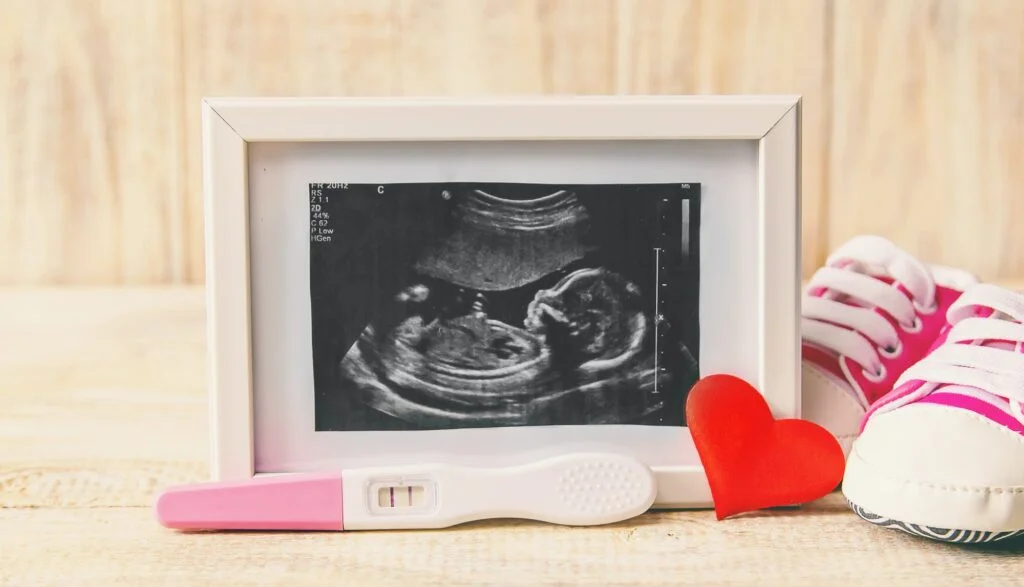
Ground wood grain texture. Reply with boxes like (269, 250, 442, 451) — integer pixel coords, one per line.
(0, 288, 208, 508)
(4, 498, 1024, 587)
(1, 0, 828, 285)
(0, 0, 186, 285)
(828, 0, 1024, 281)
(3, 1, 1023, 284)
(4, 286, 1024, 586)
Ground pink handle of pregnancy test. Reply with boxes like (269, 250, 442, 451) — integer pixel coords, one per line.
(154, 471, 344, 531)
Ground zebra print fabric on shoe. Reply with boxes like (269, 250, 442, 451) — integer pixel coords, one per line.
(848, 501, 1024, 544)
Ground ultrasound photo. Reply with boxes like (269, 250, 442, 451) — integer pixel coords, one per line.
(309, 182, 701, 431)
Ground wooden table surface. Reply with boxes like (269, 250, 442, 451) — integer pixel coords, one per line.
(2, 287, 1023, 586)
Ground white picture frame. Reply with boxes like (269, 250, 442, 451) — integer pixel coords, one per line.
(203, 95, 802, 509)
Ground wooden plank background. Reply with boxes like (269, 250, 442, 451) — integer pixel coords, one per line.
(1, 0, 1022, 285)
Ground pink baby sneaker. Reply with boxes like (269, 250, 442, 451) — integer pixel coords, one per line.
(801, 236, 978, 456)
(843, 283, 1024, 544)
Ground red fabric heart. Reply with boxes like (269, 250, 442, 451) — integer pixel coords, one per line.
(686, 373, 845, 520)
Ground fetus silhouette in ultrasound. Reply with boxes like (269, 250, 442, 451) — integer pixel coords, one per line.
(311, 183, 700, 431)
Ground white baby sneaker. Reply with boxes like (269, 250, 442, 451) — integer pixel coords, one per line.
(801, 235, 978, 456)
(843, 283, 1024, 544)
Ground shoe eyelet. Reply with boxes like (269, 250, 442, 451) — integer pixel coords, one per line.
(863, 364, 888, 383)
(900, 316, 923, 334)
(913, 299, 938, 315)
(879, 342, 903, 359)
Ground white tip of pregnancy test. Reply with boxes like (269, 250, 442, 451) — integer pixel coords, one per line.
(529, 452, 657, 526)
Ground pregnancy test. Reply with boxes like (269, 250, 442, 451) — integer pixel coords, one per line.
(155, 452, 657, 531)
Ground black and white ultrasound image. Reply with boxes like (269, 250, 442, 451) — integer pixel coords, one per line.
(310, 182, 701, 431)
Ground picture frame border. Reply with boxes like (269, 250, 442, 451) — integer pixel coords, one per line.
(202, 95, 802, 508)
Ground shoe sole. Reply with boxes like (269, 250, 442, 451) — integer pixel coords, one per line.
(847, 500, 1024, 544)
(843, 444, 1024, 544)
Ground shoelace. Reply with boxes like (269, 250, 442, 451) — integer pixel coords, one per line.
(894, 283, 1024, 423)
(802, 235, 938, 381)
